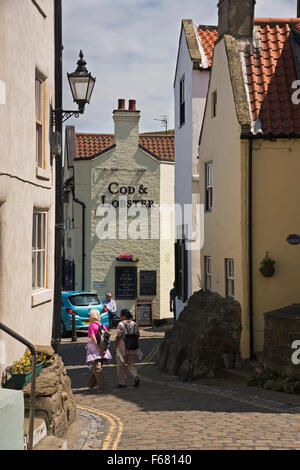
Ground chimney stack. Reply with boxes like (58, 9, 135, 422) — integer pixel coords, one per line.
(217, 0, 256, 42)
(113, 99, 140, 148)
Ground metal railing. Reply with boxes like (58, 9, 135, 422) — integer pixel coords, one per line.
(0, 322, 36, 450)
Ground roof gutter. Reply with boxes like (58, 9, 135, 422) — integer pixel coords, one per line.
(241, 133, 300, 140)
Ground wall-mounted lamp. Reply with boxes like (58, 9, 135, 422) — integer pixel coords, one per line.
(52, 50, 96, 127)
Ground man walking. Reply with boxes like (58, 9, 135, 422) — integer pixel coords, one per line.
(104, 292, 117, 329)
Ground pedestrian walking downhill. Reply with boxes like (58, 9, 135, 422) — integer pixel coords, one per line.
(114, 309, 143, 388)
(86, 309, 112, 392)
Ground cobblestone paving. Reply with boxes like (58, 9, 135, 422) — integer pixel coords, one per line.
(72, 409, 105, 450)
(59, 328, 300, 450)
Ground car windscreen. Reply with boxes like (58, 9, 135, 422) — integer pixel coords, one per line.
(68, 294, 101, 307)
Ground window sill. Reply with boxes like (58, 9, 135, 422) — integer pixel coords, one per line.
(36, 166, 50, 181)
(32, 288, 53, 307)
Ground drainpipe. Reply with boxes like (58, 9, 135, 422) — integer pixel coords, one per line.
(71, 188, 86, 291)
(248, 136, 254, 359)
(52, 0, 63, 353)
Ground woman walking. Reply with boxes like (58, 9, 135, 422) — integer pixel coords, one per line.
(86, 309, 112, 392)
(114, 309, 143, 388)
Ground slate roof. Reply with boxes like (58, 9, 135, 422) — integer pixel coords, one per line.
(75, 133, 175, 162)
(242, 18, 300, 135)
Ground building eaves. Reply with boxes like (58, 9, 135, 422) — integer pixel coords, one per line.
(74, 144, 116, 162)
(224, 34, 252, 134)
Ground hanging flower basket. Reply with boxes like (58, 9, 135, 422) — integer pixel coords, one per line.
(116, 254, 139, 262)
(259, 252, 276, 278)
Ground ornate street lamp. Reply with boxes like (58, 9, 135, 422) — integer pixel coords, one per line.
(52, 50, 96, 125)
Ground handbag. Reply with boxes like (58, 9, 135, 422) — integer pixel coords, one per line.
(124, 322, 139, 350)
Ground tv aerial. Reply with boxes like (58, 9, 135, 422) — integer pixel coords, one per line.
(154, 115, 169, 134)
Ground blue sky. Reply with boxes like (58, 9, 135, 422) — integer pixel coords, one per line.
(62, 0, 296, 133)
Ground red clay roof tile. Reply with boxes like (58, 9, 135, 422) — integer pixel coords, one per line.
(197, 26, 218, 67)
(75, 133, 174, 162)
(244, 19, 300, 135)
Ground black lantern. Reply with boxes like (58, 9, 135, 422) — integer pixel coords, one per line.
(52, 50, 96, 126)
(67, 50, 96, 113)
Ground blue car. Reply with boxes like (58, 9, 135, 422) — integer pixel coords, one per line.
(61, 291, 109, 337)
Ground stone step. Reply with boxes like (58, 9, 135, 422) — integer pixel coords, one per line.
(24, 415, 47, 450)
(33, 435, 68, 451)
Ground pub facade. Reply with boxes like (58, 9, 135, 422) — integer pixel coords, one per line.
(63, 99, 175, 324)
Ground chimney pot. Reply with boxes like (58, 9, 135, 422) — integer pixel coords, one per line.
(118, 99, 126, 110)
(128, 99, 137, 111)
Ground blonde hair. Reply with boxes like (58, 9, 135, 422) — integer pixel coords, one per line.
(89, 309, 100, 322)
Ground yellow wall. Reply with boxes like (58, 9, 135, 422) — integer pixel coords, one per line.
(198, 39, 300, 357)
(198, 40, 250, 358)
(252, 139, 300, 351)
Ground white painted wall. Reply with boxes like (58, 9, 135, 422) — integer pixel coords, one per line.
(174, 26, 210, 317)
(0, 0, 55, 380)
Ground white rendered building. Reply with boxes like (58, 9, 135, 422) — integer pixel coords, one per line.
(174, 20, 217, 317)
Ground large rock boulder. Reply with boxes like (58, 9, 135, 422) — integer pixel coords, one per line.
(24, 353, 76, 437)
(158, 291, 242, 381)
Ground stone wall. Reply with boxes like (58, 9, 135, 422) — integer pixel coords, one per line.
(158, 290, 242, 382)
(23, 351, 76, 438)
(264, 304, 300, 379)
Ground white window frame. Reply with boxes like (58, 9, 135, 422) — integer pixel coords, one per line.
(205, 256, 212, 292)
(205, 161, 213, 212)
(35, 73, 46, 170)
(32, 210, 47, 291)
(225, 258, 235, 300)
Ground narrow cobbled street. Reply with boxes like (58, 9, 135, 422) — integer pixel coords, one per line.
(59, 327, 300, 451)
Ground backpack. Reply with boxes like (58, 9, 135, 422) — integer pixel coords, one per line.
(123, 322, 139, 350)
(96, 322, 110, 350)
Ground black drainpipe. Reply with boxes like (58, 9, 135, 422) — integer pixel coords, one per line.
(52, 0, 63, 353)
(71, 188, 86, 291)
(248, 136, 254, 359)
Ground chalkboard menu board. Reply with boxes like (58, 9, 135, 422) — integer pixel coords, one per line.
(115, 267, 137, 300)
(136, 299, 153, 326)
(140, 271, 157, 296)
